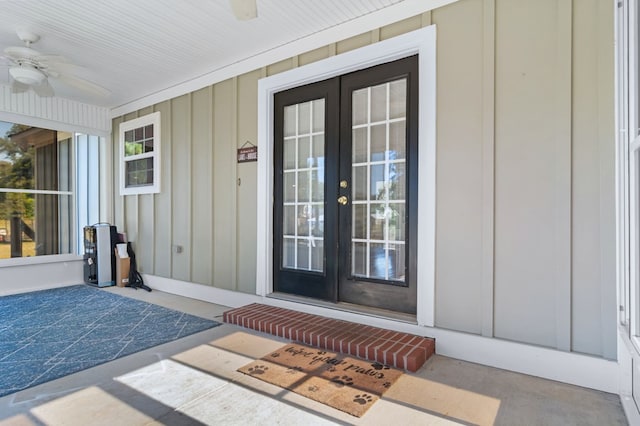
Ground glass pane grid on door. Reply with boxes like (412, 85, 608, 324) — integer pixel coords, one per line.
(351, 80, 407, 282)
(282, 99, 325, 273)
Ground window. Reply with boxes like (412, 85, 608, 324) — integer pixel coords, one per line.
(0, 121, 100, 260)
(119, 112, 161, 195)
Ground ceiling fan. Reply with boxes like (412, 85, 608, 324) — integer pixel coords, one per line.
(1, 29, 110, 98)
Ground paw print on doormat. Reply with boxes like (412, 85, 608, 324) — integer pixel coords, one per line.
(308, 385, 320, 393)
(353, 394, 373, 405)
(331, 375, 354, 388)
(285, 366, 303, 374)
(382, 381, 392, 388)
(270, 352, 280, 358)
(371, 362, 390, 371)
(248, 365, 268, 375)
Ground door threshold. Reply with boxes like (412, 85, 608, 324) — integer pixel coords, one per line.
(267, 292, 417, 324)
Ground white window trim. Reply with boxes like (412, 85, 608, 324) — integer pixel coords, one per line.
(119, 111, 161, 195)
(256, 25, 437, 327)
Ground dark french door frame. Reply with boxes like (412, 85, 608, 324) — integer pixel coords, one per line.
(337, 55, 419, 314)
(273, 77, 340, 301)
(273, 56, 419, 314)
(257, 24, 436, 325)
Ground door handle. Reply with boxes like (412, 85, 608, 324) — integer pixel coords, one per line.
(337, 195, 348, 205)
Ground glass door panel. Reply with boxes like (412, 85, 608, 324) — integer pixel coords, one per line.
(350, 80, 407, 282)
(281, 99, 325, 273)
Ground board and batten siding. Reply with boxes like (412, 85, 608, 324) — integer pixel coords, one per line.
(112, 0, 615, 359)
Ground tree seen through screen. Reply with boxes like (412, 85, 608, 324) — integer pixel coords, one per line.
(0, 123, 35, 257)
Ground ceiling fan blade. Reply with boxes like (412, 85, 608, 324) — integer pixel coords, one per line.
(10, 80, 29, 94)
(32, 79, 54, 97)
(35, 54, 69, 64)
(230, 0, 257, 20)
(43, 61, 83, 76)
(56, 73, 110, 97)
(4, 46, 41, 60)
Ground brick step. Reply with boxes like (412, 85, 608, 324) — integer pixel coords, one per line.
(223, 303, 435, 372)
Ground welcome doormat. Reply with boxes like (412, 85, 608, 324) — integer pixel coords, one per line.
(0, 285, 221, 398)
(238, 343, 403, 417)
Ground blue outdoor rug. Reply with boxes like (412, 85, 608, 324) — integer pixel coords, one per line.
(0, 285, 221, 397)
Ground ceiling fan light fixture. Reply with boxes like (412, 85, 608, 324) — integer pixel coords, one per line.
(10, 65, 46, 85)
(230, 0, 257, 21)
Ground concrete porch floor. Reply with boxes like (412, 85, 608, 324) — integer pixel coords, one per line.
(0, 287, 628, 426)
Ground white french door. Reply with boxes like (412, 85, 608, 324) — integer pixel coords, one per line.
(617, 0, 640, 415)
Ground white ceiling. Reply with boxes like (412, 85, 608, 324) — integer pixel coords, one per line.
(0, 0, 413, 111)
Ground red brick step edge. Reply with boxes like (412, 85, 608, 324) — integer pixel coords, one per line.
(223, 303, 435, 372)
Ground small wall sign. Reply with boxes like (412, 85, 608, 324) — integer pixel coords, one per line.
(237, 141, 258, 163)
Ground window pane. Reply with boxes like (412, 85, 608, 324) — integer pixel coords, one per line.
(284, 105, 296, 137)
(371, 83, 387, 123)
(298, 101, 311, 135)
(125, 141, 142, 156)
(352, 242, 367, 276)
(0, 128, 72, 191)
(125, 158, 154, 187)
(370, 124, 386, 162)
(369, 243, 387, 279)
(311, 240, 324, 272)
(387, 244, 405, 280)
(389, 202, 405, 241)
(297, 136, 311, 168)
(144, 138, 154, 153)
(311, 170, 323, 202)
(353, 127, 367, 163)
(297, 171, 309, 202)
(352, 165, 367, 201)
(370, 204, 385, 240)
(389, 79, 407, 119)
(389, 121, 406, 160)
(283, 172, 296, 202)
(312, 135, 324, 167)
(390, 162, 406, 201)
(282, 238, 295, 268)
(283, 205, 296, 235)
(297, 240, 310, 269)
(284, 138, 296, 170)
(353, 204, 367, 239)
(0, 193, 72, 259)
(352, 88, 368, 125)
(312, 99, 325, 133)
(370, 164, 384, 199)
(124, 130, 134, 142)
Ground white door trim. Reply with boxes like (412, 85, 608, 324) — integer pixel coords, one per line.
(256, 25, 436, 326)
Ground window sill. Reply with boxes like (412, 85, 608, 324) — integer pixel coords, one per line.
(0, 254, 83, 268)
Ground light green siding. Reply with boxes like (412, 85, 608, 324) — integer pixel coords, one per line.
(112, 0, 615, 359)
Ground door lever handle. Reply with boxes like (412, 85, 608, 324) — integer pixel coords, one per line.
(337, 195, 348, 205)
